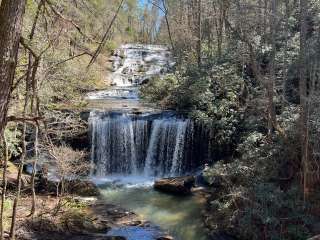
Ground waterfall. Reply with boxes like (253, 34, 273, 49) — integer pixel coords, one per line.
(143, 119, 189, 176)
(90, 113, 139, 176)
(111, 44, 175, 86)
(88, 44, 211, 178)
(90, 112, 208, 177)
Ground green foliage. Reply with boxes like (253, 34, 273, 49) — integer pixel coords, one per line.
(62, 197, 87, 210)
(1, 199, 13, 232)
(5, 127, 22, 158)
(140, 74, 179, 107)
(239, 184, 313, 240)
(0, 126, 22, 160)
(104, 40, 118, 53)
(141, 55, 246, 153)
(203, 106, 318, 240)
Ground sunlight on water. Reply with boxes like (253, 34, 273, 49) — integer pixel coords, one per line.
(98, 178, 208, 240)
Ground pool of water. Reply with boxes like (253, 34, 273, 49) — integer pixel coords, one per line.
(97, 176, 209, 240)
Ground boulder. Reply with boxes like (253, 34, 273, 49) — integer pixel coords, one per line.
(67, 180, 100, 197)
(6, 174, 31, 189)
(154, 176, 195, 195)
(1, 162, 31, 189)
(36, 179, 100, 196)
(308, 236, 320, 240)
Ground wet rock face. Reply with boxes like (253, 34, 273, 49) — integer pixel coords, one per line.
(154, 176, 195, 195)
(111, 44, 175, 86)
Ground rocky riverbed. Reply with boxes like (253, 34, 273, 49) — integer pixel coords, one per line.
(15, 195, 172, 240)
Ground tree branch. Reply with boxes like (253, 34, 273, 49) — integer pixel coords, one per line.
(87, 0, 125, 68)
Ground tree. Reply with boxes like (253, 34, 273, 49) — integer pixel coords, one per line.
(299, 0, 309, 201)
(49, 145, 88, 197)
(0, 0, 26, 137)
(0, 134, 8, 240)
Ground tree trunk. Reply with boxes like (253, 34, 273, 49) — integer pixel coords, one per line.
(299, 0, 309, 201)
(267, 0, 277, 137)
(162, 0, 174, 52)
(10, 68, 31, 239)
(197, 0, 202, 68)
(0, 0, 26, 136)
(0, 134, 9, 240)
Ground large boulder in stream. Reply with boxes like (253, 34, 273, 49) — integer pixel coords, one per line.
(154, 176, 195, 195)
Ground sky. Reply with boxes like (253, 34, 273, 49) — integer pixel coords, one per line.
(139, 0, 148, 7)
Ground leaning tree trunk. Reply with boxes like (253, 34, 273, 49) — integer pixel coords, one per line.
(0, 0, 26, 136)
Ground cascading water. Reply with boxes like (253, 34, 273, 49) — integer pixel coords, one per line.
(111, 44, 175, 86)
(89, 111, 207, 177)
(143, 118, 189, 176)
(87, 44, 211, 240)
(88, 44, 211, 178)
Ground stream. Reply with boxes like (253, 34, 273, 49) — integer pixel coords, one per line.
(96, 177, 208, 240)
(87, 44, 211, 240)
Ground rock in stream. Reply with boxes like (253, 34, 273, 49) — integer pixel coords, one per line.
(154, 176, 195, 195)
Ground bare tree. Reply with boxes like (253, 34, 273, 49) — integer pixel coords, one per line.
(48, 145, 88, 197)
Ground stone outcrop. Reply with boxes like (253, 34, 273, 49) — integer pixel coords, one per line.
(154, 176, 195, 195)
(67, 180, 100, 196)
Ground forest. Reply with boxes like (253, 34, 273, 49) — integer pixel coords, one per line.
(0, 0, 319, 240)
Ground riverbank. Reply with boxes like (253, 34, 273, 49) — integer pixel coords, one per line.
(12, 193, 172, 240)
(1, 162, 171, 240)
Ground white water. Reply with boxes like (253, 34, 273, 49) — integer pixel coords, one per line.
(111, 44, 175, 86)
(87, 44, 210, 240)
(90, 112, 192, 177)
(86, 87, 139, 100)
(86, 44, 174, 111)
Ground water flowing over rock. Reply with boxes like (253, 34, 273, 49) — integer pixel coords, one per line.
(89, 111, 211, 177)
(111, 44, 175, 86)
(88, 44, 212, 178)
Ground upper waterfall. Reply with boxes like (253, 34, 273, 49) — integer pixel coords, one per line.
(86, 44, 175, 111)
(110, 44, 175, 87)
